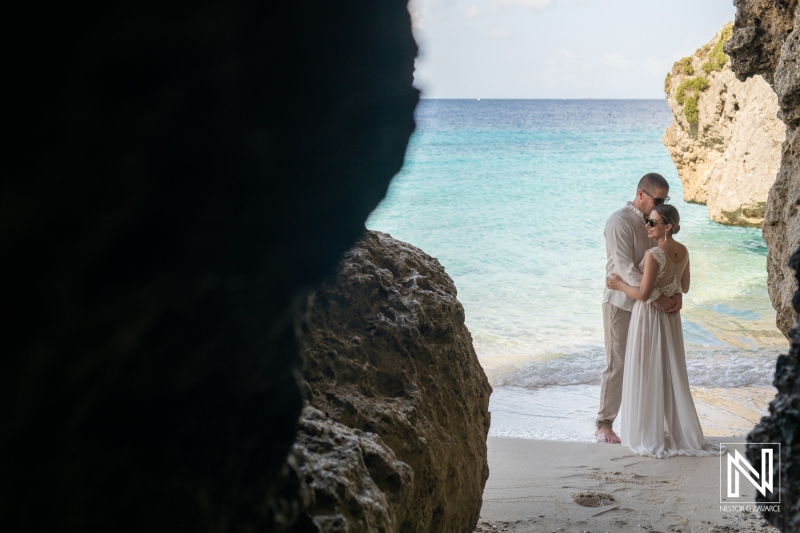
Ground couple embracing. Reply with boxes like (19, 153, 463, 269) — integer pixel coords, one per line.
(596, 173, 721, 458)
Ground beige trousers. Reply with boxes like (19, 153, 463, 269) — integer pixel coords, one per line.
(597, 302, 632, 429)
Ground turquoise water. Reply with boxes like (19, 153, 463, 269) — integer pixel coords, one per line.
(366, 99, 784, 440)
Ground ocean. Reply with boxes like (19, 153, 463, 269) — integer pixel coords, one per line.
(365, 99, 785, 441)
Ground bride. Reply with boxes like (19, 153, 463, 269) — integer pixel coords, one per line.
(607, 205, 721, 458)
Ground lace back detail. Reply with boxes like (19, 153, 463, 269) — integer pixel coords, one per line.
(649, 247, 667, 281)
(640, 246, 686, 301)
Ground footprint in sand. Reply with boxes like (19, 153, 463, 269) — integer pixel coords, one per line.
(571, 491, 615, 507)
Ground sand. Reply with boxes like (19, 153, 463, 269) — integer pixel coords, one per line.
(476, 436, 780, 533)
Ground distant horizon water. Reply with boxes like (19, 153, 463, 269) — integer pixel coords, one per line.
(418, 98, 667, 100)
(367, 99, 785, 441)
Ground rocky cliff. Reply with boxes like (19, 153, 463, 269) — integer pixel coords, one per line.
(726, 0, 800, 338)
(296, 230, 492, 532)
(748, 251, 800, 532)
(663, 24, 786, 227)
(725, 0, 800, 530)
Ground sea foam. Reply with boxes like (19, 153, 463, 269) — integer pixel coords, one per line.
(484, 349, 776, 389)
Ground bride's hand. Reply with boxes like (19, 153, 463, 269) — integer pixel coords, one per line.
(606, 273, 623, 290)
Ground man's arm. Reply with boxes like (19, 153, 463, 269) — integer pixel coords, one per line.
(607, 252, 659, 301)
(605, 216, 642, 286)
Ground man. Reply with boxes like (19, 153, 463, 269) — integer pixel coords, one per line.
(596, 173, 681, 443)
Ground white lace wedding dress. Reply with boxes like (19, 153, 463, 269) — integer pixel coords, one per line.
(619, 247, 722, 458)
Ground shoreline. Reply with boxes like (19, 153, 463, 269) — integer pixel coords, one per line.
(476, 436, 778, 533)
(487, 384, 774, 441)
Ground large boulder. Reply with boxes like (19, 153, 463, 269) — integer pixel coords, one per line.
(726, 0, 800, 337)
(663, 24, 786, 227)
(299, 230, 492, 532)
(2, 2, 418, 530)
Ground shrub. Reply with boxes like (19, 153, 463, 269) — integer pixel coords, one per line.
(667, 24, 733, 125)
(675, 76, 709, 124)
(676, 76, 709, 105)
(684, 96, 699, 124)
(703, 24, 733, 73)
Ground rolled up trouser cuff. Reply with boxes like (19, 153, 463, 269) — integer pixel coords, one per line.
(597, 303, 631, 427)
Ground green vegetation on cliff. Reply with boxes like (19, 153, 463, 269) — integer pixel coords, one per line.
(676, 77, 709, 125)
(676, 77, 710, 104)
(665, 23, 733, 125)
(702, 24, 733, 73)
(683, 96, 700, 125)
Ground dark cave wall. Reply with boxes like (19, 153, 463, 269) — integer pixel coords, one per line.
(748, 251, 800, 531)
(2, 2, 418, 530)
(726, 1, 800, 530)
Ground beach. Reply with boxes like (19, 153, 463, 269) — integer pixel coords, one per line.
(367, 99, 784, 442)
(475, 436, 778, 533)
(366, 100, 786, 530)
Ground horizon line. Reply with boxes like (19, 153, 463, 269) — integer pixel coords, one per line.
(418, 97, 668, 100)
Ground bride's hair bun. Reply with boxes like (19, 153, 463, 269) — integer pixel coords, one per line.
(672, 223, 681, 235)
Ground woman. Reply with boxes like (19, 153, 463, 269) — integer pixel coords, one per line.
(607, 205, 721, 458)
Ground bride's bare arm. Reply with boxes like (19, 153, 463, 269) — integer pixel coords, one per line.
(607, 251, 659, 301)
(681, 258, 691, 294)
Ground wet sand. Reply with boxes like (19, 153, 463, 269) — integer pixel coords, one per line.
(476, 436, 779, 533)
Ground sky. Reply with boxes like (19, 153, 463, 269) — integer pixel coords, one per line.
(409, 0, 737, 98)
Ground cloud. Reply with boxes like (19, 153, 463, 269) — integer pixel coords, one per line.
(486, 30, 514, 38)
(601, 51, 633, 70)
(491, 0, 553, 9)
(464, 6, 482, 19)
(539, 48, 674, 97)
(409, 0, 552, 32)
(408, 0, 461, 29)
(540, 48, 595, 89)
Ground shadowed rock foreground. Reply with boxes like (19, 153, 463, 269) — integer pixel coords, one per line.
(297, 231, 492, 532)
(748, 250, 800, 531)
(3, 2, 419, 531)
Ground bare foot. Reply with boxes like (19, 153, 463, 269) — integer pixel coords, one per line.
(595, 427, 620, 444)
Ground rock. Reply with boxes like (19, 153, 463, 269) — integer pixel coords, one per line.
(764, 128, 800, 336)
(728, 2, 800, 528)
(3, 2, 418, 531)
(299, 230, 492, 532)
(725, 0, 798, 87)
(748, 249, 800, 532)
(726, 0, 800, 338)
(292, 405, 414, 532)
(663, 24, 786, 227)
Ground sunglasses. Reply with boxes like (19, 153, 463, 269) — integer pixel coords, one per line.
(641, 189, 670, 205)
(645, 219, 663, 228)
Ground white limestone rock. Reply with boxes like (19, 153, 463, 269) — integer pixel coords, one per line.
(663, 24, 786, 227)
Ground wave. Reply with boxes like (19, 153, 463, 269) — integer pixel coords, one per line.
(486, 348, 778, 389)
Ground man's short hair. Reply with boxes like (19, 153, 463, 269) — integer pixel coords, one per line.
(638, 173, 669, 192)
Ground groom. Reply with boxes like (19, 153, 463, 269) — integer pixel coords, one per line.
(596, 173, 681, 444)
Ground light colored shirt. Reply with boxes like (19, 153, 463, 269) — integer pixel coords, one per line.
(603, 202, 657, 311)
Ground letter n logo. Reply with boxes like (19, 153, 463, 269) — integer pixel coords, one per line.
(727, 449, 773, 498)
